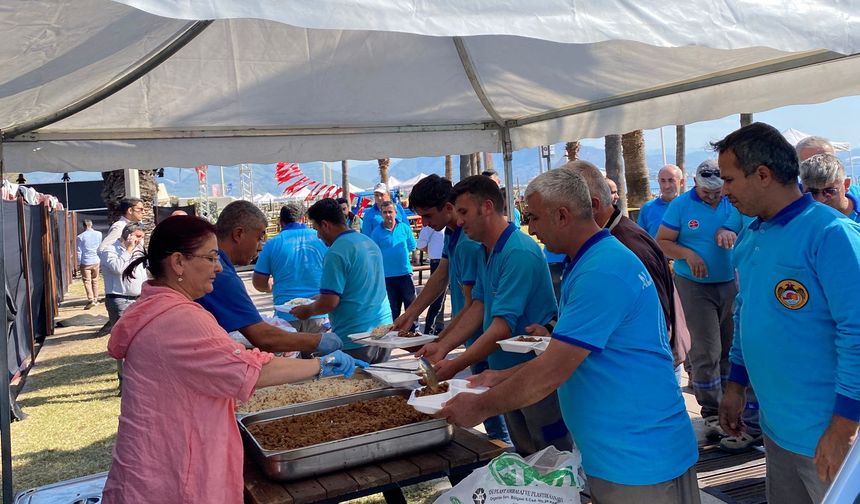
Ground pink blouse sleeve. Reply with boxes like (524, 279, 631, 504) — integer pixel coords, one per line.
(153, 305, 274, 402)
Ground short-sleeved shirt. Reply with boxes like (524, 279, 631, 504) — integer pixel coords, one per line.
(360, 202, 409, 236)
(443, 226, 484, 344)
(554, 230, 697, 484)
(197, 250, 263, 332)
(637, 196, 672, 237)
(319, 230, 392, 349)
(253, 223, 328, 321)
(370, 220, 417, 277)
(728, 195, 860, 457)
(472, 224, 557, 369)
(661, 190, 741, 283)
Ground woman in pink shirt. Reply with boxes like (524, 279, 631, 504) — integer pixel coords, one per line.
(102, 216, 362, 503)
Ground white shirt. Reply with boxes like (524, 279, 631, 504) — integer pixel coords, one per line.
(417, 226, 445, 260)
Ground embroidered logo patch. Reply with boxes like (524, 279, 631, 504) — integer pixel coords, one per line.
(687, 219, 700, 230)
(774, 279, 808, 310)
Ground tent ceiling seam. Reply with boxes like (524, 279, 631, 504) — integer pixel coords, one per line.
(453, 37, 506, 127)
(511, 50, 855, 128)
(2, 20, 214, 140)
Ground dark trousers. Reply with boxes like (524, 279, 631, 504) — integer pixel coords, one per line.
(385, 274, 416, 320)
(423, 259, 447, 334)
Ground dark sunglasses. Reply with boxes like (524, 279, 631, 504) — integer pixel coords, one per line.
(698, 169, 720, 178)
(804, 186, 839, 198)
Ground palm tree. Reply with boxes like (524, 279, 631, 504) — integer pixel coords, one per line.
(676, 125, 686, 190)
(445, 155, 453, 181)
(565, 141, 581, 161)
(378, 158, 390, 185)
(622, 130, 649, 208)
(341, 160, 350, 205)
(605, 134, 627, 214)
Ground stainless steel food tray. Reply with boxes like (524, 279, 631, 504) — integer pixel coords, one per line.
(239, 388, 453, 481)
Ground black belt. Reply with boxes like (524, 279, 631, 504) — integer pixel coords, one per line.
(106, 294, 139, 300)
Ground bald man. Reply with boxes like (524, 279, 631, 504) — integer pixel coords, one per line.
(638, 165, 683, 237)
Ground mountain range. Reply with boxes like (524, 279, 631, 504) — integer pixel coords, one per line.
(22, 144, 860, 197)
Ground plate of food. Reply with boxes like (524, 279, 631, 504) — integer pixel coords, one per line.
(273, 297, 315, 313)
(348, 326, 438, 349)
(498, 335, 546, 353)
(407, 379, 488, 414)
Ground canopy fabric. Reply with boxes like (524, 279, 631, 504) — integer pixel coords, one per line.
(2, 1, 860, 173)
(781, 128, 851, 151)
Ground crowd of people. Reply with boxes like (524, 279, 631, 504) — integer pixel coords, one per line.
(91, 121, 859, 504)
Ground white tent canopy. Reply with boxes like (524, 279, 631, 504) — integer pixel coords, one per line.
(3, 1, 860, 173)
(781, 128, 851, 151)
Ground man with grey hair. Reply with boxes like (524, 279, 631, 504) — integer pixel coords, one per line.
(800, 154, 860, 222)
(76, 219, 102, 309)
(441, 168, 700, 504)
(639, 164, 684, 237)
(198, 200, 342, 356)
(796, 135, 835, 162)
(252, 203, 330, 332)
(657, 160, 744, 441)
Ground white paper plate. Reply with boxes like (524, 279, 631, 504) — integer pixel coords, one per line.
(498, 335, 545, 353)
(363, 361, 422, 387)
(273, 298, 315, 313)
(348, 331, 437, 349)
(407, 379, 488, 414)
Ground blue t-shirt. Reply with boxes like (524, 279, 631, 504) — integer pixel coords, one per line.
(443, 226, 484, 345)
(197, 250, 263, 332)
(661, 190, 741, 283)
(472, 224, 557, 369)
(370, 220, 416, 277)
(554, 230, 697, 484)
(728, 194, 860, 457)
(319, 230, 392, 349)
(360, 202, 409, 236)
(253, 223, 328, 321)
(637, 196, 672, 237)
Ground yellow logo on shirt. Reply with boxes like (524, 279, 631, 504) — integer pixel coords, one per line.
(774, 279, 808, 310)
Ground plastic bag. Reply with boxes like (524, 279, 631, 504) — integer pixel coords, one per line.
(435, 446, 584, 504)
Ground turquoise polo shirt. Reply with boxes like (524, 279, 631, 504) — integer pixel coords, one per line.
(370, 220, 416, 277)
(553, 230, 697, 484)
(472, 224, 557, 369)
(319, 230, 392, 349)
(443, 226, 483, 345)
(661, 190, 741, 283)
(253, 223, 328, 321)
(637, 196, 672, 237)
(728, 194, 860, 457)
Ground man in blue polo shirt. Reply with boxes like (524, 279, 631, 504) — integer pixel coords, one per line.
(799, 154, 860, 223)
(371, 200, 417, 319)
(292, 198, 392, 364)
(252, 203, 329, 332)
(360, 182, 409, 236)
(656, 160, 742, 439)
(715, 123, 860, 503)
(639, 164, 684, 237)
(425, 175, 569, 455)
(393, 174, 511, 443)
(441, 169, 699, 503)
(197, 201, 341, 355)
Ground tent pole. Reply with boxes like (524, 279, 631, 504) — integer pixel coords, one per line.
(502, 127, 515, 224)
(0, 135, 15, 504)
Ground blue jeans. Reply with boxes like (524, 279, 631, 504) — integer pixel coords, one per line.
(471, 360, 512, 444)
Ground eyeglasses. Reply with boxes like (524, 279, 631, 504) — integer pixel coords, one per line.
(186, 253, 220, 265)
(698, 170, 720, 179)
(804, 186, 839, 199)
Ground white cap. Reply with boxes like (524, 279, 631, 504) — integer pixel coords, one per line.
(373, 182, 388, 194)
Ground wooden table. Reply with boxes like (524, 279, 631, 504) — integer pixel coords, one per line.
(244, 427, 508, 504)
